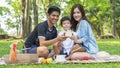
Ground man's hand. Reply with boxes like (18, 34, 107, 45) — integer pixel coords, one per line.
(53, 42, 62, 55)
(57, 36, 67, 41)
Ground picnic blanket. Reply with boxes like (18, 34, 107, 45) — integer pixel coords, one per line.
(0, 57, 5, 65)
(65, 55, 120, 64)
(1, 55, 120, 64)
(1, 51, 120, 64)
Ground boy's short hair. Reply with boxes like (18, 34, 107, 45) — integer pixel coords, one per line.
(47, 6, 61, 15)
(60, 16, 71, 26)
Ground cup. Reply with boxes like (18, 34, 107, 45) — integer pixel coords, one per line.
(54, 55, 66, 62)
(65, 30, 72, 37)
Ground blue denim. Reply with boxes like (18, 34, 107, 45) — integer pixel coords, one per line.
(76, 20, 99, 54)
(22, 45, 37, 54)
(60, 47, 69, 57)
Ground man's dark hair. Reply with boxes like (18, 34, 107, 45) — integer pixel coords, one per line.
(60, 16, 71, 26)
(47, 6, 61, 14)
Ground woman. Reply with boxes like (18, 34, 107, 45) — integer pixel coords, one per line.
(67, 4, 98, 60)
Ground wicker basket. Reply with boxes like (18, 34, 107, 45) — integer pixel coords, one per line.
(4, 54, 38, 64)
(4, 41, 39, 64)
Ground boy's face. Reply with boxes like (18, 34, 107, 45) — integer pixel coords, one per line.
(62, 20, 72, 31)
(47, 11, 60, 25)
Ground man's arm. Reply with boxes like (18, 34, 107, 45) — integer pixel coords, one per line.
(39, 36, 67, 46)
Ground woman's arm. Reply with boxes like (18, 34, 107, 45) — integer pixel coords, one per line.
(77, 20, 90, 43)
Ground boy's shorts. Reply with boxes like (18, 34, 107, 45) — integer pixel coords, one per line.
(60, 47, 69, 57)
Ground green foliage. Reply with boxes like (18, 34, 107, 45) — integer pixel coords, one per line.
(4, 0, 22, 36)
(85, 0, 112, 36)
(0, 28, 7, 34)
(6, 18, 15, 28)
(0, 7, 10, 16)
(11, 0, 22, 17)
(1, 0, 120, 37)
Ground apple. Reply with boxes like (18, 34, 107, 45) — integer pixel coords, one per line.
(83, 56, 89, 60)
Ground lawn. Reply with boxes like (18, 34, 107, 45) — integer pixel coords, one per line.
(0, 39, 120, 68)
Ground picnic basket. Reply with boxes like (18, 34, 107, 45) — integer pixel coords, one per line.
(4, 42, 38, 64)
(4, 54, 38, 64)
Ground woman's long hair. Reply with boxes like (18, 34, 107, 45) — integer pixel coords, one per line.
(71, 4, 87, 31)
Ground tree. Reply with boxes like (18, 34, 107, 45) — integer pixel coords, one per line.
(33, 0, 38, 27)
(115, 0, 120, 38)
(21, 0, 26, 38)
(21, 0, 32, 38)
(0, 7, 9, 35)
(10, 0, 22, 36)
(2, 0, 120, 38)
(110, 0, 116, 37)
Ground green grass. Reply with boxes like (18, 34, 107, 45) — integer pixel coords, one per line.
(0, 39, 23, 57)
(0, 63, 120, 68)
(97, 39, 120, 55)
(0, 39, 120, 68)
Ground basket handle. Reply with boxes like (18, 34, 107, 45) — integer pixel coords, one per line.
(23, 44, 27, 54)
(21, 40, 27, 54)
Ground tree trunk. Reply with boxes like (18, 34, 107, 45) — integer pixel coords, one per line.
(16, 27, 18, 36)
(26, 0, 29, 38)
(116, 20, 120, 38)
(33, 0, 38, 27)
(105, 15, 110, 33)
(41, 0, 47, 15)
(21, 0, 26, 38)
(111, 0, 116, 37)
(21, 0, 32, 38)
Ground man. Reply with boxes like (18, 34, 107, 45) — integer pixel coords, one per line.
(23, 6, 66, 58)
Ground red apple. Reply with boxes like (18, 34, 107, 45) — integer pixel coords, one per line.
(83, 56, 89, 60)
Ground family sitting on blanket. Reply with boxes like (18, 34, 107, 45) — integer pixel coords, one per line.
(23, 4, 98, 60)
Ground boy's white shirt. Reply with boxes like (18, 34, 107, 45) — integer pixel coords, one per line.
(58, 30, 77, 55)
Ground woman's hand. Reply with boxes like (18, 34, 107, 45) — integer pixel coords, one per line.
(70, 34, 77, 42)
(70, 34, 83, 44)
(70, 34, 76, 40)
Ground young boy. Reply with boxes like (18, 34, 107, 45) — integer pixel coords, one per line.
(57, 16, 77, 57)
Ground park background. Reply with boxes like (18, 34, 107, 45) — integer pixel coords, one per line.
(0, 0, 120, 68)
